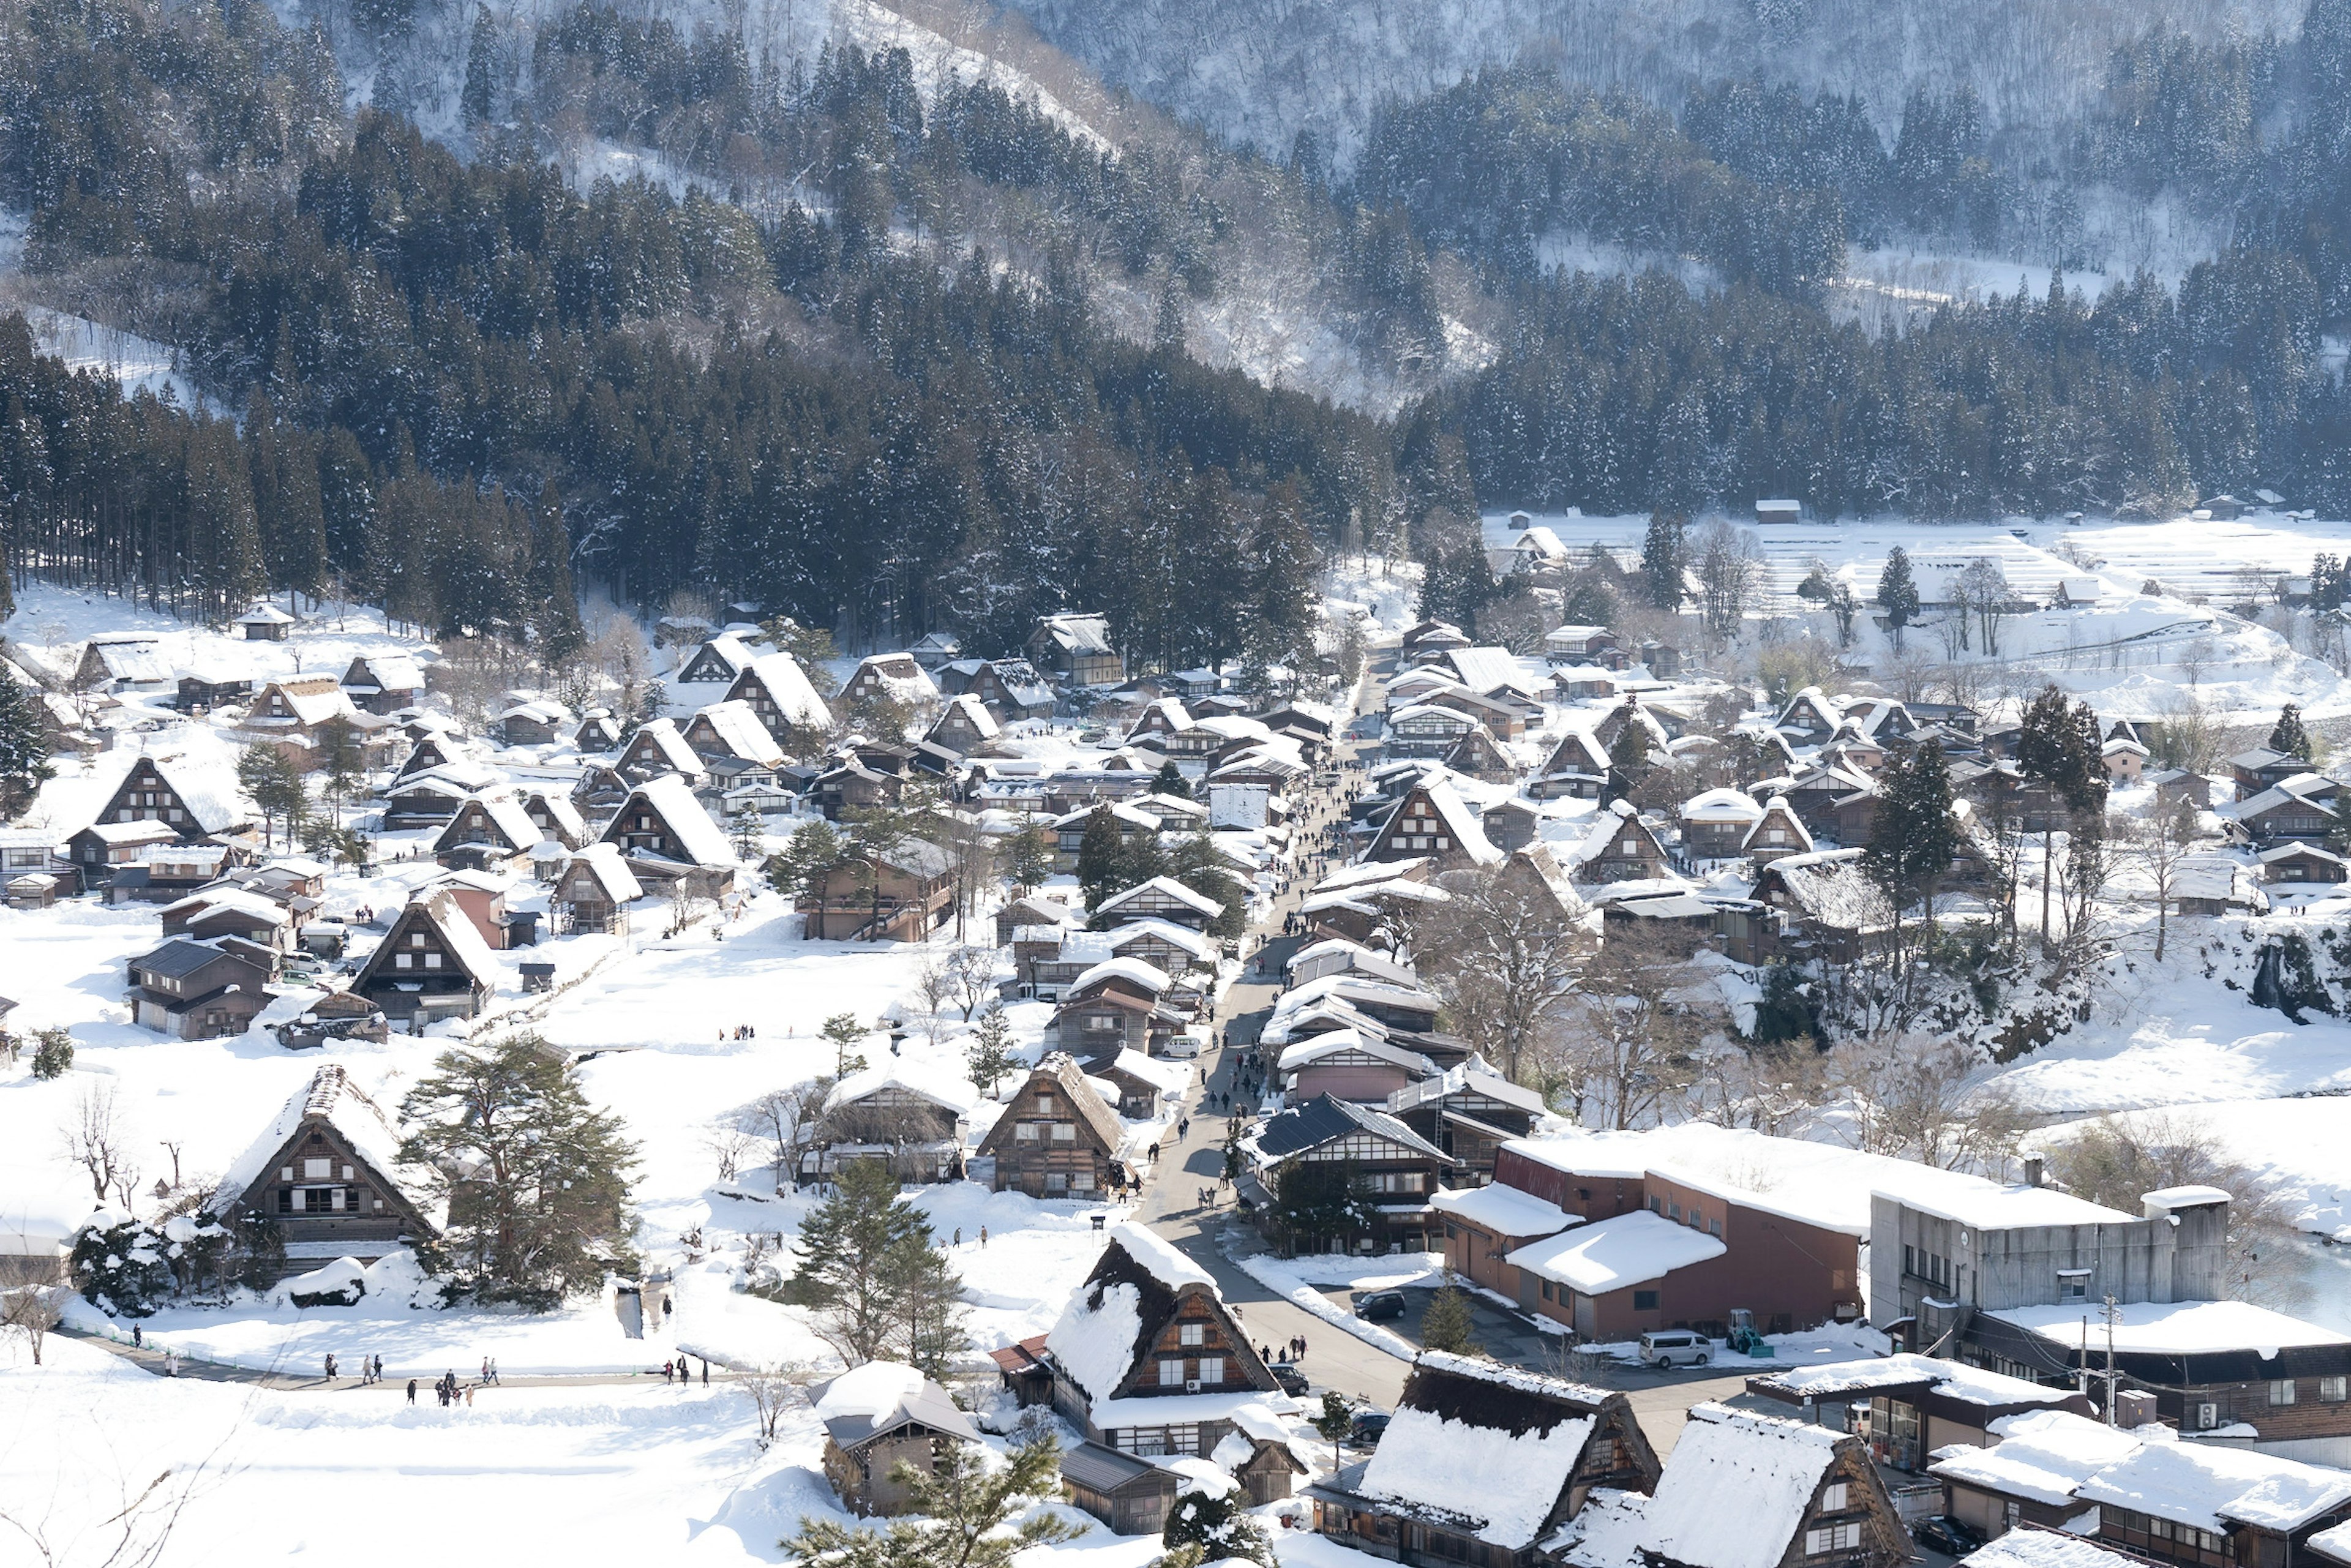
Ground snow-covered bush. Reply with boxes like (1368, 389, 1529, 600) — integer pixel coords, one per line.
(1161, 1487, 1276, 1566)
(69, 1210, 240, 1316)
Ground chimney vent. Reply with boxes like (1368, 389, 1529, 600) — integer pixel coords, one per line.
(2023, 1157, 2044, 1188)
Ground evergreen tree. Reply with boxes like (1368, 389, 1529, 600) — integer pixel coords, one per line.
(1640, 511, 1688, 609)
(1605, 723, 1651, 803)
(792, 1158, 957, 1366)
(461, 7, 497, 124)
(236, 743, 307, 849)
(1000, 821, 1053, 897)
(1863, 738, 1959, 918)
(2017, 685, 2109, 943)
(397, 1036, 640, 1307)
(1161, 1489, 1277, 1567)
(778, 1433, 1079, 1568)
(2270, 703, 2313, 760)
(531, 482, 587, 668)
(1150, 759, 1191, 799)
(964, 1003, 1016, 1096)
(1877, 547, 1920, 649)
(1076, 805, 1125, 912)
(1420, 1278, 1482, 1355)
(0, 661, 56, 814)
(1168, 832, 1245, 939)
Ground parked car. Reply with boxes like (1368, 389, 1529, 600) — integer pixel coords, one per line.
(1638, 1330, 1713, 1369)
(1348, 1410, 1390, 1446)
(1160, 1034, 1204, 1059)
(1910, 1517, 1984, 1556)
(1354, 1289, 1407, 1322)
(1267, 1362, 1310, 1396)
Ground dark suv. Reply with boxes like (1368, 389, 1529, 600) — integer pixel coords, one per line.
(1267, 1362, 1310, 1396)
(1349, 1409, 1391, 1446)
(1355, 1289, 1408, 1322)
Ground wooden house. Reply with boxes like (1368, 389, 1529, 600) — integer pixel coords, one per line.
(392, 733, 460, 783)
(682, 701, 786, 770)
(162, 888, 294, 952)
(1060, 1444, 1181, 1537)
(382, 765, 504, 829)
(1742, 795, 1815, 863)
(936, 659, 1056, 724)
(995, 893, 1081, 947)
(1777, 686, 1845, 741)
(675, 633, 754, 685)
(1093, 875, 1226, 934)
(1482, 799, 1542, 852)
(348, 892, 498, 1026)
(1545, 625, 1621, 664)
(127, 938, 274, 1038)
(1126, 698, 1192, 746)
(2225, 773, 2342, 844)
(812, 1364, 981, 1517)
(1043, 1222, 1281, 1457)
(1027, 612, 1125, 686)
(925, 694, 1002, 756)
(1385, 1063, 1548, 1179)
(494, 700, 571, 747)
(614, 717, 708, 786)
(839, 653, 939, 715)
(805, 1068, 973, 1185)
(551, 843, 643, 934)
(201, 1064, 438, 1281)
(1423, 686, 1526, 741)
(432, 793, 544, 870)
(1053, 958, 1176, 1056)
(724, 653, 834, 750)
(1247, 1093, 1455, 1253)
(795, 836, 953, 941)
(1366, 778, 1501, 869)
(1548, 1403, 1907, 1568)
(1276, 1028, 1438, 1105)
(1680, 788, 1766, 858)
(176, 667, 256, 712)
(1441, 724, 1516, 782)
(339, 654, 426, 715)
(65, 819, 181, 887)
(574, 710, 623, 752)
(2148, 768, 2213, 811)
(103, 841, 239, 904)
(909, 631, 962, 670)
(1531, 730, 1611, 799)
(2230, 747, 2309, 796)
(2262, 842, 2351, 884)
(1564, 801, 1674, 883)
(972, 1054, 1124, 1199)
(598, 775, 737, 899)
(1750, 849, 1887, 962)
(75, 636, 171, 692)
(1309, 1354, 1661, 1568)
(92, 754, 251, 844)
(235, 603, 294, 640)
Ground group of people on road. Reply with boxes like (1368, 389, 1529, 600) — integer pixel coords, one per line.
(662, 1357, 711, 1385)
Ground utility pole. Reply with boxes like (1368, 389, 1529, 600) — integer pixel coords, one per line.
(2099, 1294, 2124, 1425)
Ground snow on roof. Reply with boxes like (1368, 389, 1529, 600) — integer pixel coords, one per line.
(1957, 1532, 2141, 1568)
(237, 602, 295, 625)
(205, 1064, 413, 1219)
(622, 774, 735, 867)
(1071, 956, 1172, 996)
(106, 751, 250, 835)
(2142, 1184, 2234, 1209)
(1106, 918, 1218, 961)
(1506, 1209, 1725, 1294)
(691, 700, 785, 765)
(1415, 778, 1504, 865)
(1444, 647, 1526, 695)
(1758, 1354, 2079, 1414)
(1106, 1221, 1213, 1292)
(2315, 1518, 2351, 1567)
(815, 1360, 926, 1421)
(1318, 856, 1431, 891)
(1989, 1299, 2349, 1359)
(1884, 1182, 2136, 1230)
(1046, 1279, 1142, 1405)
(1431, 1183, 1579, 1239)
(1638, 1403, 1843, 1568)
(1358, 1401, 1594, 1548)
(88, 638, 171, 683)
(1112, 1049, 1191, 1100)
(939, 693, 1000, 738)
(566, 842, 643, 902)
(825, 1060, 978, 1115)
(161, 887, 287, 925)
(1276, 1029, 1436, 1077)
(1680, 788, 1766, 824)
(740, 652, 831, 729)
(2078, 1434, 2351, 1534)
(348, 653, 426, 692)
(1096, 875, 1223, 920)
(1930, 1411, 2143, 1509)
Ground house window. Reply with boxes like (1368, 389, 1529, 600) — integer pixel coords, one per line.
(1179, 1322, 1205, 1347)
(2271, 1379, 2298, 1406)
(1819, 1482, 1848, 1512)
(1160, 1360, 1186, 1387)
(2323, 1377, 2348, 1402)
(1036, 1095, 1055, 1113)
(1015, 1123, 1040, 1141)
(396, 953, 413, 969)
(1197, 1357, 1224, 1384)
(1805, 1523, 1861, 1555)
(1051, 1123, 1076, 1142)
(424, 953, 442, 969)
(2059, 1270, 2090, 1302)
(1633, 1290, 1659, 1310)
(304, 1158, 332, 1180)
(411, 932, 426, 947)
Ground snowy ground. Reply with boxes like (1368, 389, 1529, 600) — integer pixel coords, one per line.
(1488, 508, 2351, 722)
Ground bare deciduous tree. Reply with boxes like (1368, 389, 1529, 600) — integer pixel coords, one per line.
(2, 1285, 62, 1366)
(1414, 861, 1589, 1086)
(1543, 929, 1714, 1129)
(2123, 798, 2205, 962)
(740, 1360, 818, 1446)
(1829, 1033, 2028, 1172)
(61, 1084, 126, 1204)
(746, 1082, 828, 1192)
(946, 945, 999, 1022)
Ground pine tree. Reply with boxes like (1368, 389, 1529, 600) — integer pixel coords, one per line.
(1420, 1278, 1482, 1355)
(2270, 703, 2313, 761)
(397, 1036, 640, 1307)
(235, 744, 308, 849)
(0, 662, 56, 814)
(1151, 759, 1191, 799)
(1640, 511, 1687, 609)
(964, 1003, 1016, 1096)
(1076, 805, 1124, 912)
(1162, 1489, 1277, 1567)
(1000, 821, 1053, 898)
(1877, 547, 1920, 650)
(821, 1011, 869, 1077)
(779, 1433, 1079, 1568)
(791, 1159, 931, 1365)
(2017, 685, 2109, 944)
(1863, 739, 1959, 962)
(531, 483, 588, 669)
(461, 8, 497, 125)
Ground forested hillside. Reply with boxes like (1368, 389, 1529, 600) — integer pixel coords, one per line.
(2, 0, 2350, 657)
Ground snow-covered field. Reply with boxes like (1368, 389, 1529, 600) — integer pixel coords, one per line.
(1488, 508, 2351, 722)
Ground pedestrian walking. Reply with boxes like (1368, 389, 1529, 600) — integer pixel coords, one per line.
(980, 1225, 988, 1247)
(375, 1354, 386, 1383)
(407, 1378, 418, 1404)
(702, 1359, 710, 1385)
(132, 1324, 143, 1349)
(165, 1351, 179, 1377)
(324, 1352, 338, 1380)
(487, 1357, 497, 1384)
(663, 1359, 675, 1384)
(465, 1382, 475, 1406)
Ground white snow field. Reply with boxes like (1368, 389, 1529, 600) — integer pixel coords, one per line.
(1487, 508, 2351, 722)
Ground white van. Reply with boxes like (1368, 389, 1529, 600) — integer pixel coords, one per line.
(1639, 1330, 1713, 1369)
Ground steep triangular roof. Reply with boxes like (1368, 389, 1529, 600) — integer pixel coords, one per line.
(204, 1064, 440, 1233)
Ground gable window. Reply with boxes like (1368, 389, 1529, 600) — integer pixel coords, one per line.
(1179, 1322, 1205, 1347)
(1014, 1123, 1039, 1142)
(1051, 1123, 1076, 1142)
(1196, 1356, 1224, 1384)
(1804, 1523, 1861, 1555)
(1818, 1482, 1848, 1512)
(1160, 1359, 1186, 1387)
